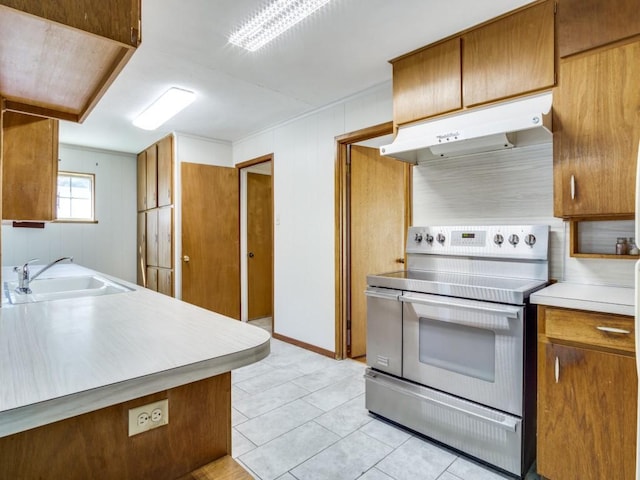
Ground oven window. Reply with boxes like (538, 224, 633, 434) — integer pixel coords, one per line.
(418, 317, 496, 382)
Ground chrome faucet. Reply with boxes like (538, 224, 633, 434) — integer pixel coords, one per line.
(14, 256, 73, 294)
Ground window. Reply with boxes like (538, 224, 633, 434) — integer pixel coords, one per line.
(56, 172, 95, 221)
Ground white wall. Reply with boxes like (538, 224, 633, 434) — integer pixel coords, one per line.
(233, 82, 393, 352)
(173, 133, 233, 298)
(233, 80, 634, 353)
(2, 144, 137, 281)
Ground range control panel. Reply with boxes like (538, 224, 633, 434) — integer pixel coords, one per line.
(407, 225, 549, 260)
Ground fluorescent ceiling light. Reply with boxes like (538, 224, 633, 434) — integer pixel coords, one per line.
(133, 87, 196, 130)
(230, 0, 332, 52)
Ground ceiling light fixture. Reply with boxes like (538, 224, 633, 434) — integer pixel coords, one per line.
(230, 0, 332, 52)
(133, 87, 196, 130)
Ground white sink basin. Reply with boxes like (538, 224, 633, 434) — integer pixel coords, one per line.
(4, 275, 133, 304)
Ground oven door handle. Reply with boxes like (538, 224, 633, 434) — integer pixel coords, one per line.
(365, 290, 400, 301)
(399, 293, 520, 319)
(365, 370, 519, 432)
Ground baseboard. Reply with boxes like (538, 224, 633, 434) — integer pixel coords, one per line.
(271, 332, 336, 359)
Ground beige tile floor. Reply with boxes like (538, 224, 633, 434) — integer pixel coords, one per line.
(231, 320, 531, 480)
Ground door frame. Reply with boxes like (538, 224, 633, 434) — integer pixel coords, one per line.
(334, 122, 412, 359)
(237, 153, 274, 325)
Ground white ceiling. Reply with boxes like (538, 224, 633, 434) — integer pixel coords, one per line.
(58, 0, 536, 154)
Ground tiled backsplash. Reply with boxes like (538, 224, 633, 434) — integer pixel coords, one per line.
(412, 143, 634, 288)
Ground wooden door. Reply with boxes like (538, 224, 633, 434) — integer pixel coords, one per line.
(462, 0, 555, 107)
(537, 342, 637, 479)
(181, 162, 240, 319)
(146, 209, 158, 267)
(554, 40, 640, 217)
(349, 145, 408, 358)
(136, 150, 146, 211)
(157, 135, 173, 207)
(137, 211, 146, 286)
(158, 206, 172, 269)
(146, 144, 157, 209)
(247, 172, 273, 320)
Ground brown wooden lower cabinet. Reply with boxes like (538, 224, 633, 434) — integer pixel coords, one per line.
(0, 374, 231, 480)
(537, 306, 637, 480)
(146, 267, 173, 296)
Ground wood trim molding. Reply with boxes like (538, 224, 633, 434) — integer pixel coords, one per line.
(334, 121, 395, 360)
(236, 153, 274, 170)
(236, 153, 274, 328)
(272, 332, 336, 359)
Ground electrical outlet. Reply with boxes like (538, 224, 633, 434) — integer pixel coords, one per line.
(128, 399, 169, 436)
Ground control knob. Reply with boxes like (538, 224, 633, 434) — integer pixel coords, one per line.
(508, 234, 520, 246)
(494, 234, 504, 246)
(414, 232, 423, 243)
(425, 234, 434, 245)
(524, 234, 536, 246)
(436, 233, 446, 245)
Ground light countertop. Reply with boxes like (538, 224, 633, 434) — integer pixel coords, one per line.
(0, 264, 270, 438)
(530, 282, 635, 317)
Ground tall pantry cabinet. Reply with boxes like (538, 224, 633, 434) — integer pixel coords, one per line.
(137, 135, 174, 296)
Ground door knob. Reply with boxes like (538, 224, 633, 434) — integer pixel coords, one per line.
(248, 252, 255, 258)
(182, 255, 190, 263)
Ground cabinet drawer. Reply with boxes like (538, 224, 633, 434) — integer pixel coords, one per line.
(543, 307, 634, 353)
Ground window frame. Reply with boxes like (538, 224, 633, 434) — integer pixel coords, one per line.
(55, 171, 97, 223)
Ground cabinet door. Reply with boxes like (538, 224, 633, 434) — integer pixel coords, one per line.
(158, 207, 172, 269)
(538, 341, 637, 480)
(146, 267, 158, 292)
(462, 0, 555, 107)
(2, 112, 58, 220)
(158, 269, 173, 297)
(157, 135, 173, 207)
(146, 209, 159, 267)
(558, 0, 640, 57)
(554, 40, 640, 217)
(392, 38, 461, 126)
(137, 211, 146, 286)
(137, 151, 147, 212)
(145, 144, 158, 209)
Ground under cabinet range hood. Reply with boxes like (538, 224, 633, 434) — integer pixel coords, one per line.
(380, 92, 552, 163)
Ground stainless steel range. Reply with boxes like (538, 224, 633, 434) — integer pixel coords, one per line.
(365, 225, 549, 478)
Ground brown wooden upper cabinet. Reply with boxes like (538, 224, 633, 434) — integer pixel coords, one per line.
(392, 38, 462, 126)
(557, 0, 640, 58)
(391, 0, 555, 127)
(553, 40, 640, 218)
(462, 0, 555, 107)
(146, 144, 158, 210)
(157, 135, 173, 207)
(136, 150, 147, 212)
(0, 0, 141, 122)
(137, 135, 173, 212)
(2, 111, 58, 221)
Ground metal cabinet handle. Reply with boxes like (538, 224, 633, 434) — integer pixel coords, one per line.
(248, 252, 255, 258)
(596, 326, 631, 335)
(554, 356, 560, 383)
(396, 258, 405, 264)
(365, 290, 400, 301)
(570, 175, 576, 200)
(182, 255, 190, 263)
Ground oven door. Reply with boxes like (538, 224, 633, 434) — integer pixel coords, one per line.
(401, 291, 524, 416)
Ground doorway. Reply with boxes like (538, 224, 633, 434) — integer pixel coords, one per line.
(238, 155, 274, 331)
(335, 123, 412, 360)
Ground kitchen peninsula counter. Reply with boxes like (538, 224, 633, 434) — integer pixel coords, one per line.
(0, 264, 270, 439)
(530, 282, 634, 316)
